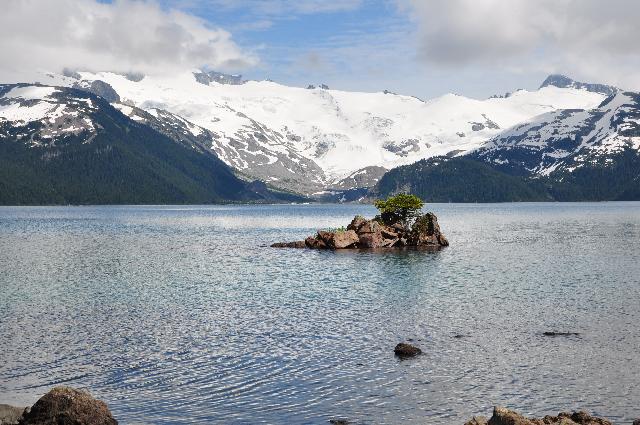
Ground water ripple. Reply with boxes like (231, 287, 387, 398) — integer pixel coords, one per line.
(0, 203, 639, 423)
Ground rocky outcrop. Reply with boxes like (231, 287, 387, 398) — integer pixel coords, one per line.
(271, 213, 448, 250)
(17, 387, 117, 425)
(465, 407, 612, 425)
(394, 343, 422, 358)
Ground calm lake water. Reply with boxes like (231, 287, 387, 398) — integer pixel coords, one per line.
(0, 203, 639, 424)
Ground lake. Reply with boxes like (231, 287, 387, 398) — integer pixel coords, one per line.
(0, 203, 639, 424)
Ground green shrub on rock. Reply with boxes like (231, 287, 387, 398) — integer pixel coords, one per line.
(373, 194, 424, 229)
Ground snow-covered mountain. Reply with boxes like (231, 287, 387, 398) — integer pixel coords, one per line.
(475, 91, 640, 177)
(539, 74, 618, 97)
(374, 89, 640, 202)
(0, 84, 102, 147)
(0, 83, 306, 204)
(31, 70, 606, 194)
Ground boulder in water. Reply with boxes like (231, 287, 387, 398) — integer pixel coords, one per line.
(394, 342, 422, 358)
(18, 386, 117, 425)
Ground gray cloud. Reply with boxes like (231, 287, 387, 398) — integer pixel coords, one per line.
(402, 0, 640, 89)
(0, 0, 257, 81)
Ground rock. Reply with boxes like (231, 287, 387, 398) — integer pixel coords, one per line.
(408, 213, 448, 247)
(305, 236, 327, 249)
(469, 406, 613, 425)
(465, 417, 488, 425)
(487, 407, 537, 425)
(18, 386, 117, 425)
(347, 215, 367, 232)
(329, 419, 350, 425)
(316, 230, 359, 249)
(394, 342, 422, 358)
(330, 230, 359, 249)
(272, 212, 448, 251)
(270, 241, 305, 248)
(358, 232, 384, 248)
(554, 411, 612, 425)
(632, 419, 640, 425)
(356, 220, 381, 235)
(542, 331, 580, 337)
(317, 230, 335, 245)
(0, 404, 27, 425)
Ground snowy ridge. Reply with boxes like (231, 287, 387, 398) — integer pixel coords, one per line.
(33, 70, 606, 194)
(0, 84, 98, 146)
(540, 74, 618, 97)
(476, 91, 640, 176)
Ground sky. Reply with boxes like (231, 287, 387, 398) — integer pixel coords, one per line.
(2, 0, 640, 99)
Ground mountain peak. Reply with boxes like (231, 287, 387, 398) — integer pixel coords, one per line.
(540, 74, 618, 96)
(540, 74, 575, 88)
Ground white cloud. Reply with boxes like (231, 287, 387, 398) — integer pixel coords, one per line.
(0, 0, 257, 81)
(402, 0, 640, 90)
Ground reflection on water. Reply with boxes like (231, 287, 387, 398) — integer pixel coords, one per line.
(0, 203, 639, 424)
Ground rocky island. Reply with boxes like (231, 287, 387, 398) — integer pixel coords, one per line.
(272, 194, 449, 250)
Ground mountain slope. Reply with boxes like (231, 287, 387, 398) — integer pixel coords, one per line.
(374, 91, 640, 201)
(0, 84, 304, 205)
(36, 70, 606, 194)
(373, 157, 550, 202)
(475, 92, 640, 176)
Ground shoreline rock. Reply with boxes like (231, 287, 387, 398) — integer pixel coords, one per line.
(272, 212, 449, 250)
(5, 387, 627, 425)
(0, 405, 26, 425)
(1, 387, 117, 425)
(465, 406, 613, 425)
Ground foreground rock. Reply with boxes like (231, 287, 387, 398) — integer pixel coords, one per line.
(0, 405, 26, 425)
(394, 343, 422, 358)
(465, 406, 612, 425)
(271, 213, 449, 250)
(11, 386, 117, 425)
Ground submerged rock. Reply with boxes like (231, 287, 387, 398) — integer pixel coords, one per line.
(271, 241, 306, 248)
(272, 213, 448, 250)
(19, 386, 117, 425)
(394, 342, 422, 358)
(542, 331, 581, 337)
(465, 406, 612, 425)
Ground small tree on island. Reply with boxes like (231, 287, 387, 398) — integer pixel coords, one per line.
(374, 193, 424, 230)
